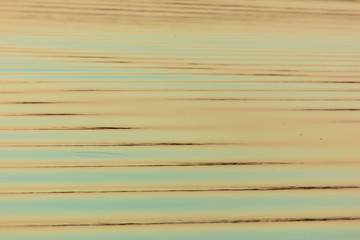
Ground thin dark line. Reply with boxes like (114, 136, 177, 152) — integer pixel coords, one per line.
(41, 127, 137, 130)
(4, 4, 360, 18)
(4, 113, 87, 116)
(301, 108, 360, 111)
(0, 161, 295, 169)
(0, 127, 139, 131)
(6, 0, 360, 16)
(1, 142, 231, 148)
(0, 102, 67, 105)
(1, 186, 358, 195)
(2, 217, 359, 229)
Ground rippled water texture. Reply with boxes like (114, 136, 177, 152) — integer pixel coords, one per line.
(0, 0, 360, 239)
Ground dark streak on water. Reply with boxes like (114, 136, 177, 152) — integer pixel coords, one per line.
(1, 102, 65, 104)
(302, 108, 360, 111)
(2, 217, 359, 229)
(3, 142, 231, 148)
(1, 186, 359, 196)
(43, 127, 136, 130)
(0, 127, 138, 131)
(0, 161, 296, 169)
(5, 113, 92, 116)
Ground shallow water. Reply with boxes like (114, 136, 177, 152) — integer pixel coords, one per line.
(0, 0, 360, 239)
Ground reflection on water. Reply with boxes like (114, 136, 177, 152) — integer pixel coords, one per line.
(0, 0, 360, 239)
